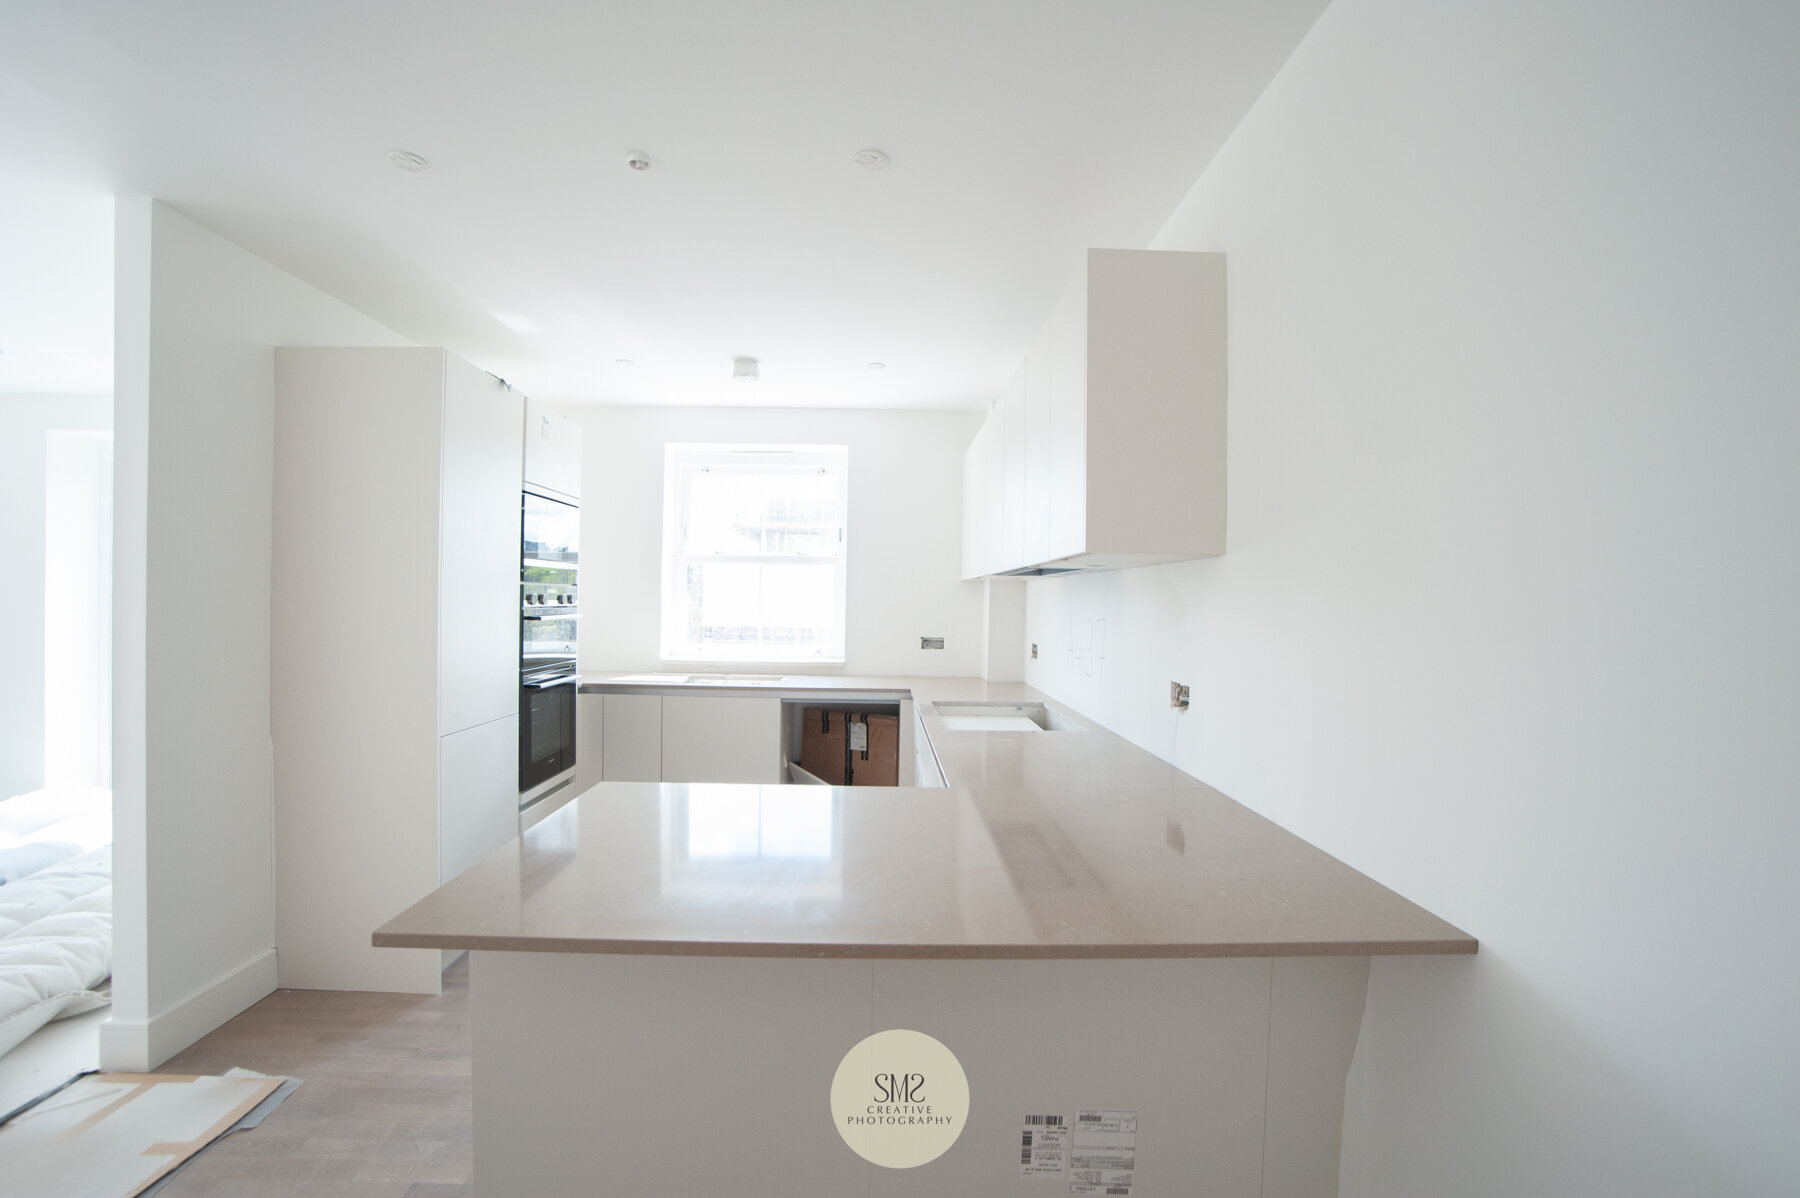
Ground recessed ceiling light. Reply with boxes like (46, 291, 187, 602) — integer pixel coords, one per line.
(867, 361, 886, 371)
(626, 151, 651, 172)
(494, 312, 539, 334)
(387, 150, 431, 172)
(853, 148, 890, 171)
(733, 356, 759, 383)
(614, 358, 634, 368)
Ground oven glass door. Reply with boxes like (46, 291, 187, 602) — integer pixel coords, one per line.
(521, 613, 579, 672)
(520, 672, 576, 795)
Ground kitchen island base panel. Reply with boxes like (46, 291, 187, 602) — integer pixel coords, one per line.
(470, 950, 1368, 1196)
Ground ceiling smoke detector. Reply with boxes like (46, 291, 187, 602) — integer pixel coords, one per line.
(733, 356, 759, 384)
(867, 361, 886, 371)
(386, 150, 431, 172)
(614, 358, 634, 368)
(626, 151, 651, 171)
(853, 148, 890, 171)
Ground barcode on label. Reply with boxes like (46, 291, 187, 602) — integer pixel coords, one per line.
(1079, 1113, 1103, 1122)
(1024, 1114, 1064, 1126)
(1107, 1189, 1131, 1195)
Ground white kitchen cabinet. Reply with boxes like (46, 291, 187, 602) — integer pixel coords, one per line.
(601, 694, 663, 781)
(999, 364, 1026, 570)
(661, 696, 784, 784)
(960, 411, 1005, 580)
(441, 365, 529, 737)
(575, 692, 605, 791)
(1047, 273, 1088, 562)
(961, 249, 1226, 574)
(273, 347, 523, 993)
(524, 396, 582, 501)
(439, 716, 521, 885)
(1023, 326, 1053, 565)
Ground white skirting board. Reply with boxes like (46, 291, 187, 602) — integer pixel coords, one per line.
(472, 951, 1370, 1197)
(96, 948, 277, 1071)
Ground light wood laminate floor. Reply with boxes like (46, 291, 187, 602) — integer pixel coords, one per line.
(153, 958, 472, 1197)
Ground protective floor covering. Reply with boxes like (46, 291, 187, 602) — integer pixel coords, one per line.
(0, 1069, 287, 1197)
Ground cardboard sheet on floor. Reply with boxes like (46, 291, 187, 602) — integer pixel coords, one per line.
(0, 1069, 285, 1198)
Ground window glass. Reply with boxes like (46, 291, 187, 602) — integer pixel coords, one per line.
(661, 444, 848, 663)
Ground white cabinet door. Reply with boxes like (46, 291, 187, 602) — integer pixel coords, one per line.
(961, 424, 984, 580)
(662, 696, 783, 784)
(440, 357, 525, 736)
(438, 716, 519, 885)
(999, 365, 1026, 571)
(601, 694, 662, 781)
(575, 691, 604, 791)
(524, 397, 583, 500)
(1048, 269, 1088, 561)
(1023, 331, 1052, 566)
(961, 412, 1004, 580)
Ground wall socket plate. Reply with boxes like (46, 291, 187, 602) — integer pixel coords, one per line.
(1030, 643, 1038, 659)
(1170, 682, 1190, 709)
(920, 636, 945, 650)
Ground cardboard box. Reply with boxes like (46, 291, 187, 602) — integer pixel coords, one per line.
(799, 708, 849, 786)
(797, 708, 899, 786)
(848, 713, 899, 787)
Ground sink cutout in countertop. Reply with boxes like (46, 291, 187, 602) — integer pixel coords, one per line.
(931, 701, 1087, 733)
(938, 714, 1043, 732)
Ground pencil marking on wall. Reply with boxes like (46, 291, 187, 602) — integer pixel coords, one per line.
(1068, 615, 1107, 683)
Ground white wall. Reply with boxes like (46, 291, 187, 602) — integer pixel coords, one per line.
(107, 199, 410, 1069)
(0, 395, 110, 799)
(1024, 2, 1800, 1194)
(44, 428, 114, 788)
(565, 405, 986, 678)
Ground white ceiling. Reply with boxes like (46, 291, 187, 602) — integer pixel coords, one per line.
(0, 0, 1327, 408)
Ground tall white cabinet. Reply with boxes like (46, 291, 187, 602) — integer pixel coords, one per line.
(962, 248, 1227, 577)
(273, 347, 523, 994)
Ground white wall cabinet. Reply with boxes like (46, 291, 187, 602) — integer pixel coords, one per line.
(274, 347, 523, 994)
(524, 396, 582, 501)
(960, 411, 1005, 578)
(960, 249, 1226, 578)
(999, 364, 1027, 570)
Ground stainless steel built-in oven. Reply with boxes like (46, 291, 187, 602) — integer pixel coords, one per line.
(520, 488, 579, 805)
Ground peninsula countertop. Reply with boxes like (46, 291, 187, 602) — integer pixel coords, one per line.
(372, 674, 1476, 958)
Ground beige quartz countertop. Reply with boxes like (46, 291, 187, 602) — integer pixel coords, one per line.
(374, 674, 1475, 959)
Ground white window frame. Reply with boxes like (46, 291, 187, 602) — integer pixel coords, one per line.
(659, 443, 849, 665)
